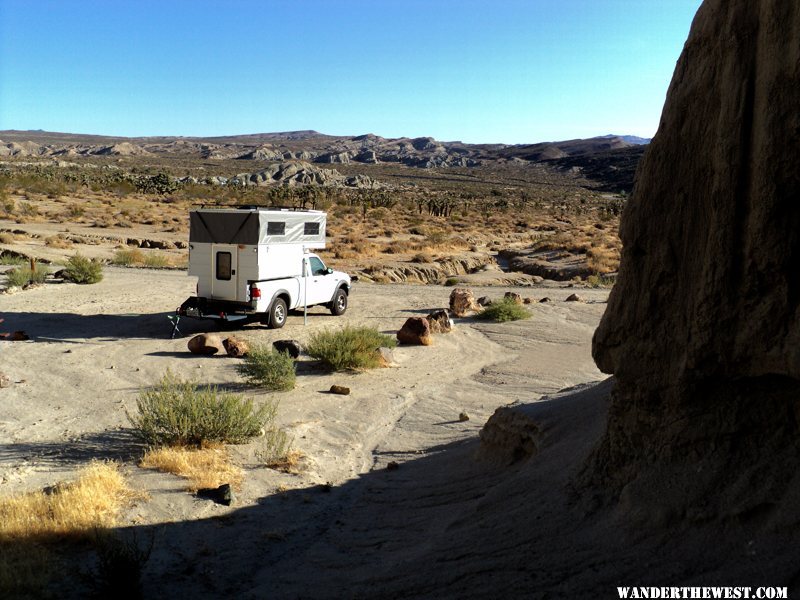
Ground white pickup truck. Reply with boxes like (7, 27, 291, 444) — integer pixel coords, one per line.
(178, 207, 351, 328)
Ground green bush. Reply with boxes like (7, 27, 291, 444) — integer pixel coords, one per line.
(306, 325, 397, 371)
(129, 370, 275, 446)
(64, 253, 103, 284)
(236, 345, 296, 391)
(477, 298, 532, 322)
(444, 277, 460, 286)
(5, 263, 48, 287)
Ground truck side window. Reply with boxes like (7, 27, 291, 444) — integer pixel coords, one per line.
(216, 252, 232, 280)
(267, 222, 285, 236)
(304, 222, 320, 235)
(309, 256, 326, 276)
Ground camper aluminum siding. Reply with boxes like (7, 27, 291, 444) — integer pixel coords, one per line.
(188, 208, 327, 302)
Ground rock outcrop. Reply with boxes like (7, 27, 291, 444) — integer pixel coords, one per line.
(586, 0, 800, 520)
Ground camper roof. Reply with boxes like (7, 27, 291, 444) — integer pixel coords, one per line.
(189, 207, 326, 246)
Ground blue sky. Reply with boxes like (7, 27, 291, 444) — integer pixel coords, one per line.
(0, 0, 703, 144)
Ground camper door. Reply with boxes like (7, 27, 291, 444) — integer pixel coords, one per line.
(211, 244, 238, 301)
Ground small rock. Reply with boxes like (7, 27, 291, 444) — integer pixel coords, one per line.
(477, 296, 492, 307)
(273, 339, 302, 358)
(532, 276, 544, 284)
(459, 412, 470, 422)
(386, 461, 399, 471)
(223, 336, 249, 358)
(0, 373, 10, 388)
(504, 292, 523, 305)
(9, 331, 29, 341)
(187, 333, 225, 355)
(449, 288, 478, 317)
(397, 317, 433, 346)
(539, 297, 552, 303)
(197, 483, 234, 506)
(375, 347, 395, 367)
(565, 293, 583, 302)
(330, 385, 350, 395)
(426, 309, 452, 334)
(523, 297, 534, 304)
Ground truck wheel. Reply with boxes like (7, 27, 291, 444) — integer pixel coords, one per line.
(330, 288, 348, 316)
(269, 298, 287, 329)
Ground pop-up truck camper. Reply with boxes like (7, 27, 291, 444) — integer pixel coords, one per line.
(178, 206, 351, 328)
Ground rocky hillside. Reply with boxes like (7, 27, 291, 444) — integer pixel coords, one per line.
(0, 129, 648, 188)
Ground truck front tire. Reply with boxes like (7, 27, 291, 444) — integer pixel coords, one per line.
(330, 288, 348, 316)
(268, 298, 287, 329)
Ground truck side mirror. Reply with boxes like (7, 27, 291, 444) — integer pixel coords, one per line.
(326, 267, 333, 275)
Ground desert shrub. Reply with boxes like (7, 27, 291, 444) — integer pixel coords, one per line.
(255, 431, 296, 471)
(64, 253, 103, 284)
(410, 252, 433, 263)
(586, 274, 616, 288)
(0, 251, 25, 265)
(17, 201, 39, 217)
(306, 325, 397, 371)
(86, 529, 154, 600)
(111, 248, 144, 266)
(45, 234, 72, 248)
(5, 263, 48, 287)
(236, 344, 296, 391)
(477, 298, 532, 322)
(142, 253, 170, 269)
(66, 203, 85, 218)
(444, 277, 460, 286)
(0, 232, 15, 244)
(129, 370, 275, 446)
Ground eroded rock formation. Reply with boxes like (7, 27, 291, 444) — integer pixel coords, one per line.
(587, 0, 800, 519)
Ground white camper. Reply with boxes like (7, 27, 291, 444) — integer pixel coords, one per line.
(179, 206, 351, 328)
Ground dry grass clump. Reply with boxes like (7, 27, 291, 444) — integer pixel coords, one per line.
(0, 232, 16, 244)
(140, 445, 243, 492)
(262, 448, 304, 474)
(0, 461, 141, 542)
(111, 248, 145, 266)
(44, 234, 72, 248)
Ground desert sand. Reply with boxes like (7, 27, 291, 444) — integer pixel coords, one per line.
(1, 266, 612, 596)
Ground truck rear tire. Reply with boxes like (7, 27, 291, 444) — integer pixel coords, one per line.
(268, 298, 287, 329)
(330, 288, 348, 316)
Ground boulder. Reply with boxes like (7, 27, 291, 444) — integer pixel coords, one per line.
(449, 288, 478, 317)
(273, 339, 302, 358)
(477, 296, 492, 307)
(329, 385, 350, 395)
(222, 336, 249, 358)
(187, 333, 225, 355)
(584, 0, 800, 521)
(396, 317, 433, 346)
(504, 292, 523, 305)
(565, 294, 582, 302)
(426, 309, 452, 333)
(539, 297, 551, 303)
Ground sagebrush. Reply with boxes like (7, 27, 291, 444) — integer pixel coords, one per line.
(477, 298, 532, 322)
(64, 253, 103, 284)
(129, 370, 276, 446)
(236, 345, 296, 391)
(5, 263, 48, 287)
(306, 325, 397, 371)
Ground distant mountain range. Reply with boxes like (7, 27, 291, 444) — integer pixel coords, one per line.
(0, 129, 649, 171)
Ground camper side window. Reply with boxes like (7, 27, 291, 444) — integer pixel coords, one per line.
(216, 252, 232, 280)
(304, 222, 320, 236)
(267, 222, 285, 236)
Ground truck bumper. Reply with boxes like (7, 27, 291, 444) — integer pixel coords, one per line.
(178, 296, 254, 322)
